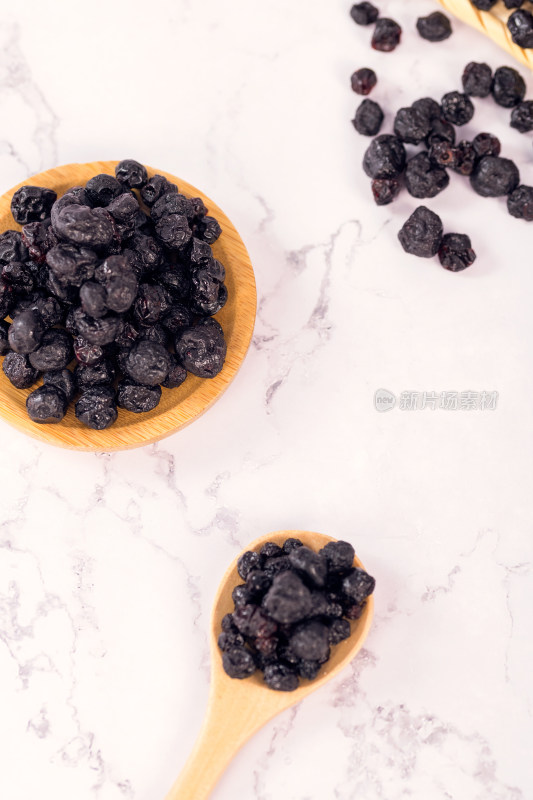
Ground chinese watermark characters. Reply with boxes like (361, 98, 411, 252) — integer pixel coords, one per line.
(374, 389, 498, 412)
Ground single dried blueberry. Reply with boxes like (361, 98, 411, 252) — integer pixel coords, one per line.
(462, 62, 492, 97)
(342, 568, 376, 603)
(195, 216, 222, 245)
(2, 351, 39, 388)
(222, 647, 256, 679)
(0, 230, 29, 265)
(352, 99, 384, 136)
(470, 156, 520, 196)
(289, 621, 330, 662)
(510, 100, 533, 132)
(328, 618, 351, 645)
(187, 237, 217, 269)
(260, 542, 284, 558)
(151, 192, 190, 224)
(155, 213, 192, 250)
(73, 335, 105, 366)
(80, 281, 107, 318)
(441, 91, 474, 125)
(106, 192, 140, 225)
(237, 550, 262, 580)
(283, 538, 303, 554)
(157, 267, 190, 300)
(26, 385, 67, 424)
(350, 67, 377, 95)
(161, 304, 193, 334)
(29, 329, 73, 371)
(263, 555, 292, 577)
(416, 11, 452, 41)
(126, 233, 164, 274)
(398, 206, 443, 258)
(85, 174, 124, 207)
(21, 220, 51, 263)
(125, 339, 171, 385)
(133, 283, 172, 326)
(115, 159, 148, 189)
(75, 386, 117, 429)
(45, 269, 79, 304)
(371, 18, 401, 51)
(232, 585, 253, 607)
(288, 546, 328, 588)
(350, 2, 378, 25)
(507, 9, 533, 48)
(245, 570, 272, 597)
(175, 318, 226, 378)
(492, 66, 526, 108)
(186, 197, 208, 222)
(2, 261, 35, 292)
(53, 205, 115, 251)
(371, 178, 401, 206)
(412, 97, 441, 123)
(50, 187, 90, 229)
(472, 132, 501, 159)
(75, 358, 116, 390)
(11, 186, 57, 224)
(217, 630, 245, 651)
(363, 134, 406, 179)
(438, 233, 476, 271)
(320, 540, 355, 571)
(117, 379, 161, 412)
(46, 243, 98, 287)
(8, 310, 45, 354)
(426, 117, 456, 147)
(0, 320, 9, 355)
(189, 270, 227, 316)
(140, 175, 178, 207)
(298, 660, 321, 680)
(446, 140, 477, 176)
(507, 185, 533, 220)
(73, 308, 124, 345)
(263, 662, 299, 691)
(161, 355, 187, 389)
(43, 368, 76, 402)
(394, 107, 431, 144)
(404, 152, 449, 198)
(263, 571, 313, 624)
(233, 604, 278, 638)
(139, 323, 169, 347)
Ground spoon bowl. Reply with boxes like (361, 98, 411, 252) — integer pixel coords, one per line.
(165, 530, 374, 800)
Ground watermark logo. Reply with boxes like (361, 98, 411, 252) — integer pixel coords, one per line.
(374, 390, 498, 412)
(374, 388, 396, 412)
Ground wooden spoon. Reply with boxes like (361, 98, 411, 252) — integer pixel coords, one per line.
(165, 530, 374, 800)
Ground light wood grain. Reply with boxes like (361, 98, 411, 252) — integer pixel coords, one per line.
(165, 530, 374, 800)
(437, 0, 533, 69)
(0, 161, 256, 451)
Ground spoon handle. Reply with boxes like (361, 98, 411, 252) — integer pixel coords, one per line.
(164, 682, 259, 800)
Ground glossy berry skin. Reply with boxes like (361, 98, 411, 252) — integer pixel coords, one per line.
(507, 9, 533, 48)
(2, 351, 40, 389)
(350, 2, 378, 25)
(350, 67, 377, 95)
(117, 379, 162, 412)
(0, 230, 29, 265)
(353, 99, 384, 136)
(472, 132, 501, 159)
(175, 318, 227, 378)
(426, 117, 456, 147)
(371, 177, 400, 206)
(43, 368, 76, 402)
(73, 335, 105, 366)
(11, 186, 57, 224)
(0, 320, 9, 355)
(441, 92, 474, 125)
(85, 174, 124, 207)
(29, 329, 73, 371)
(115, 159, 148, 189)
(53, 205, 115, 251)
(26, 385, 67, 424)
(80, 281, 107, 318)
(507, 185, 533, 220)
(371, 18, 401, 51)
(75, 386, 117, 429)
(73, 308, 124, 345)
(491, 66, 526, 108)
(438, 233, 476, 271)
(451, 140, 477, 176)
(189, 271, 227, 316)
(412, 97, 441, 123)
(416, 12, 452, 41)
(462, 62, 492, 97)
(363, 134, 406, 179)
(394, 107, 430, 144)
(510, 101, 533, 132)
(140, 174, 178, 207)
(196, 216, 222, 244)
(125, 340, 171, 386)
(21, 220, 51, 263)
(75, 359, 116, 390)
(398, 206, 443, 258)
(222, 648, 256, 679)
(46, 243, 98, 288)
(470, 156, 520, 197)
(404, 152, 449, 198)
(154, 213, 192, 250)
(342, 568, 376, 603)
(8, 310, 45, 354)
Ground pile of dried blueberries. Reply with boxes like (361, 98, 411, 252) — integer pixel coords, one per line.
(0, 160, 227, 429)
(219, 537, 375, 691)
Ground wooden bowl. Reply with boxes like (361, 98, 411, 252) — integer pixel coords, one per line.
(437, 0, 533, 69)
(0, 161, 256, 451)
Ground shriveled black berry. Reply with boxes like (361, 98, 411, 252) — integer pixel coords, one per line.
(451, 140, 477, 176)
(115, 159, 148, 190)
(350, 67, 377, 95)
(260, 542, 284, 558)
(21, 220, 51, 263)
(263, 555, 291, 577)
(429, 141, 457, 168)
(283, 538, 303, 554)
(342, 568, 376, 603)
(150, 192, 190, 224)
(404, 152, 449, 198)
(53, 205, 115, 251)
(2, 351, 39, 389)
(507, 9, 533, 48)
(125, 339, 171, 385)
(472, 132, 501, 158)
(161, 304, 193, 335)
(426, 117, 456, 147)
(117, 379, 161, 412)
(155, 213, 192, 250)
(8, 310, 45, 354)
(246, 569, 272, 598)
(26, 385, 67, 424)
(133, 283, 172, 326)
(416, 12, 452, 41)
(80, 281, 107, 318)
(412, 97, 441, 123)
(394, 106, 430, 144)
(371, 18, 401, 51)
(75, 386, 117, 429)
(46, 243, 98, 287)
(0, 230, 29, 265)
(161, 355, 187, 389)
(140, 175, 178, 207)
(29, 329, 72, 371)
(470, 155, 520, 197)
(125, 233, 164, 275)
(0, 320, 9, 355)
(75, 359, 116, 390)
(350, 2, 378, 25)
(507, 185, 533, 220)
(85, 174, 124, 207)
(288, 546, 328, 588)
(398, 206, 443, 258)
(222, 647, 256, 679)
(233, 604, 277, 638)
(471, 0, 497, 8)
(320, 541, 355, 571)
(263, 662, 299, 691)
(237, 550, 262, 580)
(492, 66, 526, 108)
(441, 91, 474, 125)
(196, 216, 222, 245)
(97, 260, 138, 314)
(290, 621, 330, 662)
(510, 100, 533, 132)
(438, 233, 476, 271)
(218, 629, 245, 651)
(371, 178, 400, 206)
(352, 99, 384, 136)
(11, 186, 57, 225)
(73, 335, 105, 366)
(73, 308, 124, 345)
(328, 618, 351, 645)
(43, 368, 76, 402)
(363, 134, 406, 179)
(175, 318, 226, 378)
(139, 323, 169, 348)
(189, 270, 227, 316)
(462, 62, 492, 97)
(298, 660, 320, 680)
(263, 571, 313, 624)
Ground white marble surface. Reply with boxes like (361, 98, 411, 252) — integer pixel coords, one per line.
(0, 0, 532, 797)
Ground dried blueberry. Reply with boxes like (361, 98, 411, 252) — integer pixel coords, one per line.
(21, 220, 51, 263)
(404, 152, 449, 198)
(237, 550, 262, 580)
(263, 571, 313, 624)
(43, 368, 76, 402)
(26, 385, 67, 424)
(438, 233, 477, 271)
(371, 178, 400, 206)
(125, 339, 171, 385)
(363, 134, 406, 179)
(492, 66, 526, 108)
(352, 99, 384, 136)
(53, 205, 115, 251)
(510, 100, 533, 132)
(441, 91, 474, 125)
(288, 546, 328, 588)
(8, 310, 45, 354)
(196, 216, 222, 245)
(328, 618, 351, 645)
(371, 18, 401, 51)
(2, 351, 39, 389)
(470, 155, 520, 197)
(471, 0, 497, 7)
(46, 243, 98, 287)
(75, 358, 116, 390)
(73, 308, 124, 345)
(115, 159, 148, 190)
(189, 270, 227, 316)
(161, 356, 187, 389)
(426, 117, 456, 147)
(342, 568, 376, 603)
(263, 662, 299, 691)
(11, 186, 56, 225)
(117, 379, 161, 412)
(507, 185, 533, 220)
(398, 206, 443, 258)
(150, 192, 190, 224)
(320, 540, 355, 571)
(222, 648, 256, 679)
(416, 12, 452, 42)
(80, 281, 107, 318)
(75, 386, 117, 429)
(350, 2, 378, 25)
(133, 283, 172, 326)
(283, 538, 303, 554)
(155, 213, 192, 250)
(351, 67, 377, 95)
(140, 175, 178, 207)
(85, 174, 124, 207)
(462, 62, 492, 97)
(289, 621, 330, 662)
(0, 230, 29, 265)
(507, 9, 533, 48)
(73, 335, 105, 366)
(394, 107, 431, 144)
(0, 320, 9, 355)
(175, 318, 226, 378)
(472, 132, 501, 159)
(29, 329, 73, 371)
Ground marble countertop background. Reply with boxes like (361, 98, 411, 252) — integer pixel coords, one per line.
(0, 0, 532, 798)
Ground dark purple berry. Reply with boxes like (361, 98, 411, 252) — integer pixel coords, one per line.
(510, 100, 533, 132)
(438, 233, 476, 271)
(85, 174, 124, 207)
(175, 318, 226, 379)
(350, 2, 378, 25)
(8, 310, 45, 354)
(507, 185, 533, 220)
(371, 18, 401, 51)
(441, 91, 474, 125)
(394, 106, 431, 145)
(370, 178, 400, 206)
(117, 379, 162, 413)
(350, 67, 377, 95)
(472, 132, 501, 159)
(507, 9, 533, 48)
(342, 568, 376, 603)
(320, 541, 355, 571)
(404, 152, 449, 198)
(426, 117, 456, 147)
(492, 66, 526, 108)
(398, 206, 443, 258)
(363, 134, 406, 179)
(470, 156, 520, 197)
(115, 159, 148, 189)
(43, 368, 76, 402)
(11, 186, 56, 225)
(353, 99, 384, 136)
(26, 385, 67, 424)
(2, 351, 40, 389)
(75, 386, 117, 429)
(416, 12, 452, 41)
(222, 648, 256, 680)
(462, 62, 492, 97)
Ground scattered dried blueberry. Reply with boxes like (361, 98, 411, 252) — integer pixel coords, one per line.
(416, 12, 452, 42)
(363, 134, 406, 179)
(438, 233, 477, 271)
(351, 67, 377, 95)
(507, 9, 533, 48)
(398, 206, 443, 258)
(11, 186, 57, 225)
(115, 159, 148, 190)
(462, 62, 492, 97)
(491, 66, 526, 108)
(510, 100, 533, 132)
(394, 106, 431, 145)
(404, 152, 449, 198)
(470, 155, 520, 197)
(26, 385, 67, 424)
(75, 386, 117, 429)
(371, 177, 400, 206)
(371, 18, 401, 51)
(472, 132, 501, 159)
(507, 185, 533, 220)
(352, 99, 384, 136)
(441, 91, 474, 126)
(350, 2, 378, 25)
